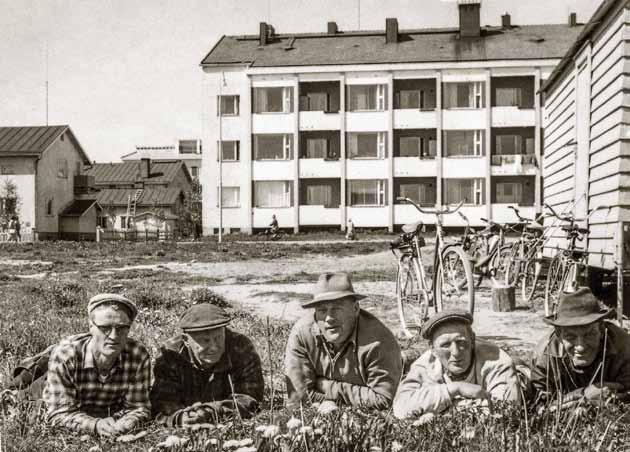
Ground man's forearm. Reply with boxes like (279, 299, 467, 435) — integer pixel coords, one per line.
(324, 380, 392, 410)
(393, 384, 452, 418)
(48, 409, 100, 434)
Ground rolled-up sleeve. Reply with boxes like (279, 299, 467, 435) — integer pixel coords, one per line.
(284, 323, 326, 404)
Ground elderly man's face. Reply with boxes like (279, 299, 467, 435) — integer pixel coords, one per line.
(314, 297, 359, 346)
(185, 327, 226, 366)
(431, 322, 474, 376)
(558, 322, 602, 368)
(89, 306, 132, 359)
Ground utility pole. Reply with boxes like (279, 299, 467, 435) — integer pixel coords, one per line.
(218, 72, 224, 243)
(45, 41, 49, 125)
(358, 0, 361, 29)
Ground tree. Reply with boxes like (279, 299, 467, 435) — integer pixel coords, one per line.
(182, 178, 202, 239)
(0, 179, 21, 232)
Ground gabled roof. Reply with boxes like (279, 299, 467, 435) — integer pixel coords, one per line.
(0, 125, 91, 163)
(201, 24, 584, 68)
(91, 187, 183, 207)
(84, 160, 190, 186)
(60, 199, 102, 217)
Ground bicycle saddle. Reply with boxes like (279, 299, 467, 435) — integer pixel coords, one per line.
(525, 221, 544, 230)
(561, 225, 589, 234)
(402, 221, 423, 234)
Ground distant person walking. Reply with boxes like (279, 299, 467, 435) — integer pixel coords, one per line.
(345, 218, 356, 241)
(13, 216, 20, 242)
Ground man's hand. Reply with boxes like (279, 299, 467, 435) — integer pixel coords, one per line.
(584, 382, 624, 402)
(95, 417, 118, 437)
(447, 382, 489, 401)
(315, 378, 333, 396)
(113, 417, 136, 435)
(180, 402, 218, 426)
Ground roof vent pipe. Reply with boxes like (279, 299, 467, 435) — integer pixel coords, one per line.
(569, 12, 577, 27)
(385, 18, 399, 43)
(501, 13, 511, 29)
(458, 0, 481, 38)
(327, 21, 338, 34)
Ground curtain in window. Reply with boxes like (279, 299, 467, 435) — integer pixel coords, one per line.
(348, 133, 379, 158)
(400, 137, 421, 157)
(307, 92, 328, 111)
(496, 135, 522, 155)
(254, 88, 284, 113)
(349, 86, 377, 111)
(255, 135, 290, 160)
(255, 181, 291, 207)
(399, 90, 420, 109)
(496, 87, 522, 107)
(306, 185, 332, 206)
(445, 131, 475, 156)
(306, 138, 327, 158)
(444, 179, 474, 204)
(496, 182, 522, 203)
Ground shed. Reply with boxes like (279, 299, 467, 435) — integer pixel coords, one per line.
(59, 199, 102, 241)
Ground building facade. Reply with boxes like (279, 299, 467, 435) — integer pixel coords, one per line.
(200, 1, 583, 234)
(121, 139, 203, 181)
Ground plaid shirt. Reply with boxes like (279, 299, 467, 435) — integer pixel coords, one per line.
(150, 329, 264, 427)
(42, 333, 151, 434)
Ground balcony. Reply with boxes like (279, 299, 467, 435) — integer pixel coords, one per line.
(442, 109, 486, 130)
(490, 154, 537, 176)
(393, 157, 436, 177)
(393, 110, 437, 129)
(346, 159, 389, 179)
(346, 206, 388, 227)
(491, 107, 536, 127)
(346, 111, 389, 132)
(441, 206, 487, 227)
(253, 208, 295, 229)
(252, 160, 295, 180)
(299, 158, 341, 178)
(299, 205, 341, 226)
(442, 157, 486, 177)
(491, 204, 536, 223)
(252, 113, 294, 134)
(394, 204, 435, 226)
(299, 111, 341, 131)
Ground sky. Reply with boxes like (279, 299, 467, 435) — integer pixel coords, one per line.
(0, 0, 600, 163)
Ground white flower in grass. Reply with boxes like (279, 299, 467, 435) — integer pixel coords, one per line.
(391, 441, 403, 452)
(299, 426, 313, 435)
(223, 439, 240, 449)
(369, 446, 382, 452)
(263, 425, 280, 438)
(286, 416, 302, 430)
(412, 412, 435, 426)
(313, 428, 324, 436)
(204, 438, 219, 447)
(255, 425, 268, 433)
(317, 400, 338, 415)
(234, 447, 257, 452)
(238, 439, 253, 447)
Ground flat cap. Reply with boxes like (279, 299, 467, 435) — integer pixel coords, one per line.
(88, 293, 138, 321)
(421, 309, 473, 340)
(179, 304, 231, 332)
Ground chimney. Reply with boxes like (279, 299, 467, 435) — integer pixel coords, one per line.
(458, 0, 481, 38)
(501, 12, 511, 29)
(140, 158, 150, 179)
(259, 22, 268, 46)
(569, 12, 577, 27)
(385, 18, 399, 44)
(327, 21, 338, 34)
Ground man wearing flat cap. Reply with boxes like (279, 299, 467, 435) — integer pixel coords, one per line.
(150, 304, 264, 426)
(284, 272, 402, 410)
(393, 309, 520, 419)
(42, 293, 151, 436)
(531, 287, 630, 406)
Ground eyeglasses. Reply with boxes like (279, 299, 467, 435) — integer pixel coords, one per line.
(93, 323, 131, 336)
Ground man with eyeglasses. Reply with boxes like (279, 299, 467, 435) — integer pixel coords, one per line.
(41, 294, 151, 436)
(150, 304, 264, 427)
(393, 309, 520, 419)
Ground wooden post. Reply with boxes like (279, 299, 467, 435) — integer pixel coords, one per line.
(492, 285, 516, 312)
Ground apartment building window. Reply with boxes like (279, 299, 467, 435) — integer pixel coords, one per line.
(219, 141, 240, 161)
(496, 87, 522, 107)
(190, 167, 199, 178)
(399, 182, 435, 206)
(253, 87, 294, 113)
(306, 184, 333, 206)
(496, 135, 522, 155)
(217, 95, 239, 116)
(46, 199, 53, 216)
(399, 136, 437, 158)
(179, 140, 199, 154)
(254, 181, 293, 208)
(218, 186, 240, 208)
(444, 179, 485, 205)
(305, 138, 328, 159)
(348, 180, 387, 206)
(347, 85, 387, 111)
(496, 182, 522, 204)
(444, 130, 484, 157)
(300, 92, 329, 111)
(347, 132, 386, 159)
(443, 82, 485, 109)
(57, 159, 68, 178)
(253, 134, 293, 160)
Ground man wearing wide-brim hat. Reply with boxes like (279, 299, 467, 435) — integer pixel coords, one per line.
(284, 272, 402, 409)
(531, 287, 630, 406)
(150, 304, 264, 427)
(393, 309, 520, 419)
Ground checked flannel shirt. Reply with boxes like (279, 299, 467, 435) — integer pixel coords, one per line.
(42, 333, 151, 434)
(150, 329, 264, 427)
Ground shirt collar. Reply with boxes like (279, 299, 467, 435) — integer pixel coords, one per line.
(83, 337, 123, 371)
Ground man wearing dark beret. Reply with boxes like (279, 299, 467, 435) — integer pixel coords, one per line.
(150, 304, 264, 427)
(284, 272, 402, 410)
(393, 309, 520, 419)
(531, 287, 630, 408)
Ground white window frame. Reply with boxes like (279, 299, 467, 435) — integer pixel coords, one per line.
(473, 81, 484, 109)
(474, 130, 484, 156)
(348, 132, 387, 159)
(254, 87, 294, 113)
(254, 181, 293, 208)
(306, 137, 328, 159)
(348, 179, 387, 207)
(348, 84, 387, 112)
(253, 134, 293, 160)
(218, 186, 240, 208)
(218, 141, 240, 161)
(217, 95, 239, 116)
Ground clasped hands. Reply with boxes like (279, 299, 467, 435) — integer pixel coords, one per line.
(95, 417, 136, 437)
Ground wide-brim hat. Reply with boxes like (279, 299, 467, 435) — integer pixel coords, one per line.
(88, 293, 138, 321)
(421, 309, 473, 339)
(302, 272, 366, 308)
(543, 287, 613, 327)
(179, 303, 231, 333)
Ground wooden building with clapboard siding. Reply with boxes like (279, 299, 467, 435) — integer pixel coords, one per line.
(541, 0, 630, 276)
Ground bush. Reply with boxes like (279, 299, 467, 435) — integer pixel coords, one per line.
(190, 287, 231, 307)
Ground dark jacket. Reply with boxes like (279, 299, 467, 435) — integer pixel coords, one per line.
(150, 329, 264, 426)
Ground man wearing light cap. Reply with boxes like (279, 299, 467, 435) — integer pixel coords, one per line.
(393, 309, 520, 419)
(42, 293, 151, 436)
(284, 272, 402, 409)
(150, 303, 264, 426)
(531, 287, 630, 407)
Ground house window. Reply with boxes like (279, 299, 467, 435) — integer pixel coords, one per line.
(444, 130, 484, 157)
(253, 87, 294, 113)
(399, 136, 436, 158)
(0, 197, 17, 216)
(398, 182, 435, 206)
(348, 180, 387, 206)
(219, 141, 240, 161)
(254, 181, 293, 208)
(398, 90, 421, 109)
(179, 140, 199, 154)
(97, 216, 108, 228)
(496, 87, 523, 107)
(443, 82, 485, 109)
(57, 159, 68, 178)
(496, 135, 523, 155)
(347, 85, 387, 111)
(347, 132, 386, 159)
(75, 161, 81, 176)
(190, 167, 199, 178)
(305, 138, 328, 159)
(525, 137, 535, 154)
(218, 186, 240, 208)
(300, 92, 329, 111)
(306, 184, 333, 206)
(496, 182, 523, 204)
(253, 134, 293, 160)
(46, 199, 53, 216)
(444, 178, 485, 205)
(217, 95, 239, 116)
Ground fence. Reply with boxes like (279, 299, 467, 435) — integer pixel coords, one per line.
(99, 229, 176, 242)
(0, 231, 34, 243)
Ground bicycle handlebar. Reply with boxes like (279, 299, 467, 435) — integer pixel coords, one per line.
(396, 198, 465, 216)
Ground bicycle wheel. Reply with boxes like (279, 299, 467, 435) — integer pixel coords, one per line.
(490, 244, 516, 286)
(434, 246, 475, 316)
(396, 254, 430, 337)
(521, 259, 541, 304)
(544, 256, 567, 316)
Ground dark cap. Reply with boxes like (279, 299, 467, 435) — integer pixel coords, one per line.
(88, 293, 138, 321)
(179, 304, 231, 332)
(421, 309, 473, 340)
(543, 287, 613, 327)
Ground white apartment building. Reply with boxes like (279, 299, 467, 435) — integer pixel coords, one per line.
(200, 1, 583, 234)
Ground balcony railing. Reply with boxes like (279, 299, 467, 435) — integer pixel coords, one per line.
(491, 154, 537, 166)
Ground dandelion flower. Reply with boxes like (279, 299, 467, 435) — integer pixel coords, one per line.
(263, 425, 280, 438)
(461, 426, 476, 440)
(223, 439, 240, 449)
(317, 400, 338, 415)
(412, 412, 435, 426)
(369, 447, 382, 452)
(391, 441, 403, 452)
(299, 426, 313, 435)
(238, 439, 254, 447)
(234, 447, 257, 452)
(157, 435, 189, 449)
(314, 428, 324, 436)
(286, 416, 302, 430)
(255, 425, 268, 433)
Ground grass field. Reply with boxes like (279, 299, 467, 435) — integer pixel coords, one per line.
(0, 240, 629, 451)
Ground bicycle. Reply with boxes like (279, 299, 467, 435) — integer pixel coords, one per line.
(390, 198, 475, 337)
(257, 229, 286, 241)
